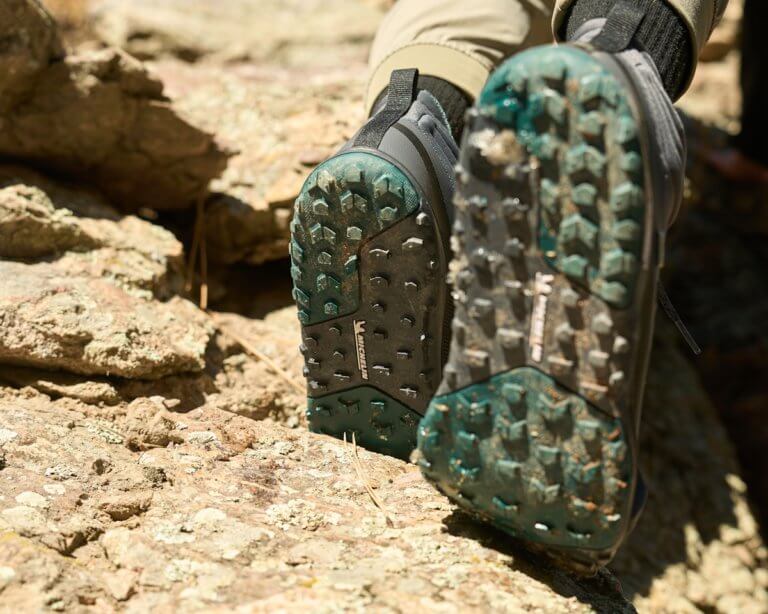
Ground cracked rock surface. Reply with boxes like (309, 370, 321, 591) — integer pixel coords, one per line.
(0, 0, 765, 612)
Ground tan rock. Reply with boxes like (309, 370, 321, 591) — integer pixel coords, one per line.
(0, 31, 229, 211)
(0, 262, 210, 379)
(0, 326, 766, 612)
(0, 168, 185, 298)
(152, 56, 365, 266)
(0, 0, 64, 112)
(90, 0, 384, 63)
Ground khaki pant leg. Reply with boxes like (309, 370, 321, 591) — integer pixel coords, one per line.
(366, 0, 557, 113)
(553, 0, 729, 90)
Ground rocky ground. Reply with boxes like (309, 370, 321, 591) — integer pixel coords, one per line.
(0, 0, 766, 612)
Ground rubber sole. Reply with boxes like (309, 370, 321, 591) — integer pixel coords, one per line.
(417, 46, 652, 572)
(291, 151, 449, 460)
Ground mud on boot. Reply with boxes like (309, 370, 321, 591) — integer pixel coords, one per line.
(416, 41, 685, 573)
(291, 69, 458, 460)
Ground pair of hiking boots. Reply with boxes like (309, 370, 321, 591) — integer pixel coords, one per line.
(290, 30, 687, 574)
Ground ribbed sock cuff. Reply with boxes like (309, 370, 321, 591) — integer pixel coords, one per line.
(563, 0, 694, 100)
(372, 75, 471, 140)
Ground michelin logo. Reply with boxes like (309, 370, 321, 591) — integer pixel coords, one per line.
(354, 320, 369, 380)
(530, 272, 554, 363)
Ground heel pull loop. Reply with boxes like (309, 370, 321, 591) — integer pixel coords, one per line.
(591, 0, 647, 53)
(354, 68, 419, 149)
(658, 282, 702, 355)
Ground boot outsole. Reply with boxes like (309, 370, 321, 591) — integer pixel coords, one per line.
(291, 152, 449, 460)
(417, 46, 651, 573)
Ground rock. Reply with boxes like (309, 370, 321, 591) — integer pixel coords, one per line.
(40, 515, 105, 556)
(1, 506, 47, 537)
(104, 569, 136, 601)
(0, 428, 18, 446)
(0, 328, 766, 612)
(0, 366, 121, 406)
(123, 398, 184, 450)
(206, 309, 304, 422)
(191, 508, 227, 527)
(90, 0, 384, 64)
(14, 491, 49, 508)
(0, 0, 64, 113)
(0, 29, 229, 211)
(611, 326, 768, 611)
(0, 183, 99, 258)
(0, 261, 211, 379)
(0, 166, 186, 298)
(142, 466, 170, 487)
(0, 566, 16, 590)
(152, 53, 366, 266)
(0, 1, 763, 611)
(99, 493, 152, 521)
(186, 431, 219, 446)
(91, 458, 111, 475)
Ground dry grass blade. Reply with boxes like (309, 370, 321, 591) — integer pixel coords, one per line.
(185, 196, 204, 293)
(348, 432, 395, 528)
(198, 197, 209, 310)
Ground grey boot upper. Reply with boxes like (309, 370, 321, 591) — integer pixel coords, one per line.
(572, 19, 686, 231)
(344, 83, 459, 229)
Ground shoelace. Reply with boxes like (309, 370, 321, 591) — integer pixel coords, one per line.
(658, 283, 702, 355)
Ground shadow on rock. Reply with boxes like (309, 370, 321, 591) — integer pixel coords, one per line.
(441, 510, 636, 613)
(0, 1, 230, 213)
(436, 328, 761, 608)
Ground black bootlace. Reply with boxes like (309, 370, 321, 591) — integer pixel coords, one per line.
(658, 283, 702, 355)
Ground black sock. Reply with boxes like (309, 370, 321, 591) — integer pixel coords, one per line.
(373, 75, 471, 140)
(562, 0, 694, 100)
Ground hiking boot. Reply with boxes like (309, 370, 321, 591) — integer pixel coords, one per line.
(415, 28, 685, 573)
(291, 69, 457, 460)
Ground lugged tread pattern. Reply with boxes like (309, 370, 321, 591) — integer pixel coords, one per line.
(299, 209, 446, 411)
(292, 151, 449, 457)
(480, 46, 645, 310)
(441, 46, 646, 415)
(420, 46, 652, 570)
(307, 388, 421, 460)
(418, 367, 632, 551)
(291, 153, 420, 326)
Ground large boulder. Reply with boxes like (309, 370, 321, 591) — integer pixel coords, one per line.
(0, 0, 64, 113)
(0, 167, 211, 380)
(0, 384, 635, 612)
(0, 309, 765, 612)
(0, 46, 229, 212)
(85, 0, 381, 265)
(0, 1, 230, 212)
(152, 57, 366, 265)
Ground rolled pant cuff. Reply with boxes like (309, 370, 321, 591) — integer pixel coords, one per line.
(365, 43, 491, 115)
